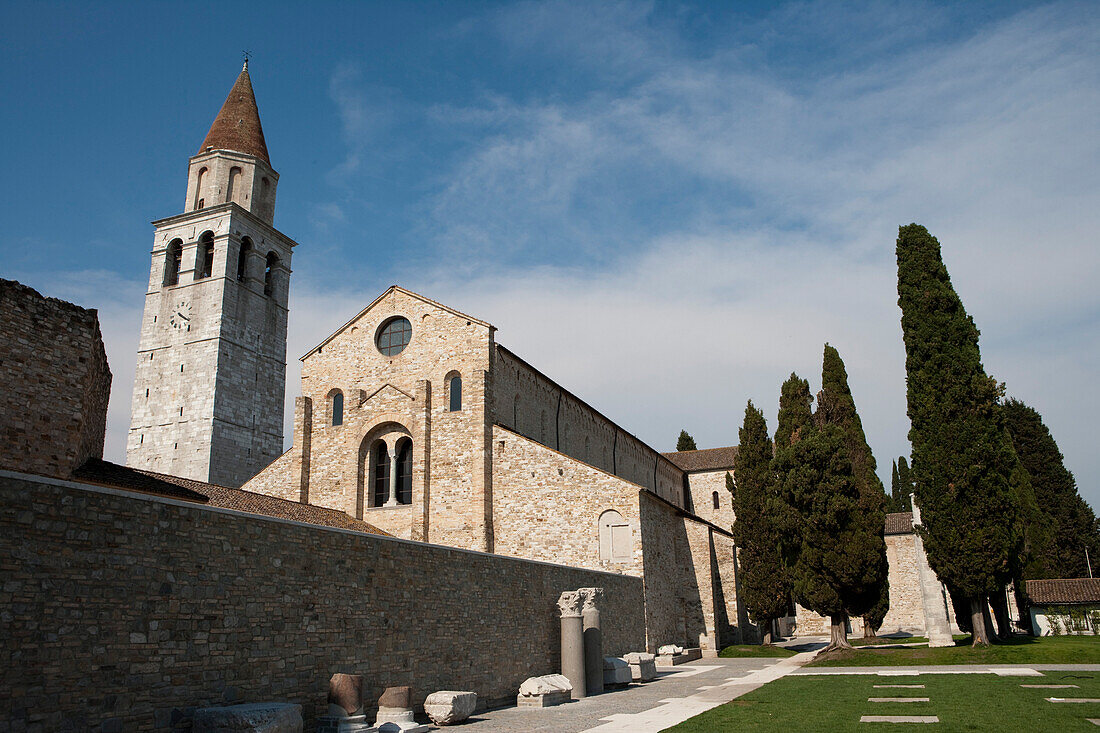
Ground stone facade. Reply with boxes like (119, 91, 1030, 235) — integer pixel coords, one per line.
(0, 279, 111, 480)
(244, 284, 745, 651)
(0, 470, 645, 731)
(126, 65, 296, 489)
(682, 468, 736, 531)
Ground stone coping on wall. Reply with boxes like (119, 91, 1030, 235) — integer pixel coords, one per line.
(0, 468, 636, 579)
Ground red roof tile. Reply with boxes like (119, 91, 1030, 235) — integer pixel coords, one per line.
(885, 512, 914, 535)
(662, 446, 739, 473)
(199, 62, 270, 164)
(74, 459, 387, 535)
(1026, 578, 1100, 605)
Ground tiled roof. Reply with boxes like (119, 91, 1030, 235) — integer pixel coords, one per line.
(74, 458, 388, 535)
(662, 446, 739, 473)
(885, 512, 914, 535)
(199, 62, 270, 164)
(1026, 578, 1100, 605)
(74, 458, 210, 502)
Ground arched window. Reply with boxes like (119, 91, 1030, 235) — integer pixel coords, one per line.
(196, 232, 214, 279)
(372, 443, 390, 507)
(237, 237, 252, 282)
(396, 438, 412, 505)
(331, 391, 343, 426)
(227, 166, 242, 204)
(193, 167, 207, 210)
(163, 240, 182, 286)
(712, 491, 720, 510)
(264, 251, 278, 296)
(599, 510, 632, 562)
(448, 374, 462, 411)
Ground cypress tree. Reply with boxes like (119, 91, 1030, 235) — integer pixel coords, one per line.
(1004, 398, 1100, 579)
(677, 430, 698, 452)
(896, 223, 1024, 646)
(896, 457, 914, 512)
(890, 461, 901, 512)
(731, 401, 790, 644)
(819, 344, 891, 639)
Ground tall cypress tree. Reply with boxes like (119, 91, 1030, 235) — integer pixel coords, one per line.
(890, 461, 901, 512)
(896, 457, 914, 512)
(820, 344, 891, 638)
(1005, 398, 1100, 579)
(896, 223, 1024, 645)
(731, 401, 790, 644)
(677, 430, 698, 452)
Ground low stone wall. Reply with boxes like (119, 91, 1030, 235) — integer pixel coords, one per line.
(0, 471, 645, 731)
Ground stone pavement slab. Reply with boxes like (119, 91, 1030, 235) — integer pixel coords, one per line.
(868, 697, 930, 703)
(860, 715, 940, 723)
(454, 652, 818, 733)
(795, 664, 1100, 676)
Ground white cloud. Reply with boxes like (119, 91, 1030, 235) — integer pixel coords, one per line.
(51, 1, 1100, 513)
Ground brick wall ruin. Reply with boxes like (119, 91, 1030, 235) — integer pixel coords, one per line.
(0, 279, 111, 480)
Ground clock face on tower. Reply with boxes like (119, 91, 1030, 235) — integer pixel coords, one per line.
(168, 300, 193, 331)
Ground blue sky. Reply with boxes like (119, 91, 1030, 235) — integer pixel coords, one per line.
(2, 1, 1098, 510)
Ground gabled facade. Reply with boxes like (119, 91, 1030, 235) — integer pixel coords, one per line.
(244, 285, 746, 652)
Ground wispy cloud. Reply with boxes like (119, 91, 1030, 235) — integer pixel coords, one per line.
(52, 1, 1100, 510)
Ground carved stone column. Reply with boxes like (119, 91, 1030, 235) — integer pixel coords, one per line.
(557, 590, 586, 699)
(580, 587, 604, 695)
(385, 451, 399, 507)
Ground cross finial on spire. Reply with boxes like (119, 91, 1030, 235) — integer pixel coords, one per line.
(242, 50, 251, 69)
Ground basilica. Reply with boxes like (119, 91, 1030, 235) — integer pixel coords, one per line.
(125, 62, 953, 650)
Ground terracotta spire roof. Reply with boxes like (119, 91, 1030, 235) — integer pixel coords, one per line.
(199, 60, 271, 164)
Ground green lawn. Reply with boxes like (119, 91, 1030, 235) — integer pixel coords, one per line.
(809, 635, 1100, 667)
(850, 635, 929, 647)
(718, 644, 798, 658)
(664, 672, 1100, 732)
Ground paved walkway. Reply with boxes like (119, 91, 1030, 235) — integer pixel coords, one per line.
(456, 651, 819, 733)
(793, 663, 1100, 676)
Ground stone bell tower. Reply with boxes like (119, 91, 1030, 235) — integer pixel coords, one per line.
(126, 61, 298, 487)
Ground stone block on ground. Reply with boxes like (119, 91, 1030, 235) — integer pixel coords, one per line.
(517, 674, 572, 708)
(372, 686, 428, 733)
(657, 645, 684, 656)
(655, 647, 701, 666)
(623, 652, 657, 682)
(423, 691, 477, 726)
(315, 714, 371, 733)
(193, 703, 302, 733)
(603, 657, 631, 687)
(328, 673, 365, 717)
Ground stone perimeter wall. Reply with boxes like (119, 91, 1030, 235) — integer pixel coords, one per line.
(0, 472, 645, 732)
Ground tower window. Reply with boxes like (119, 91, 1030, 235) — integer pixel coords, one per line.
(375, 317, 412, 356)
(193, 167, 207, 210)
(163, 240, 182, 286)
(264, 252, 279, 296)
(448, 374, 462, 412)
(196, 232, 214, 279)
(712, 491, 720, 510)
(332, 391, 344, 426)
(237, 237, 252, 282)
(227, 166, 242, 204)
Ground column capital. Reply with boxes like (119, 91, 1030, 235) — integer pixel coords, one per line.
(579, 587, 604, 612)
(557, 590, 584, 618)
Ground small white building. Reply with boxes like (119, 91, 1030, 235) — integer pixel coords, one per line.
(1027, 578, 1100, 635)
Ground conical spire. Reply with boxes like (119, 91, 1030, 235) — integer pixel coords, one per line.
(199, 60, 271, 164)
